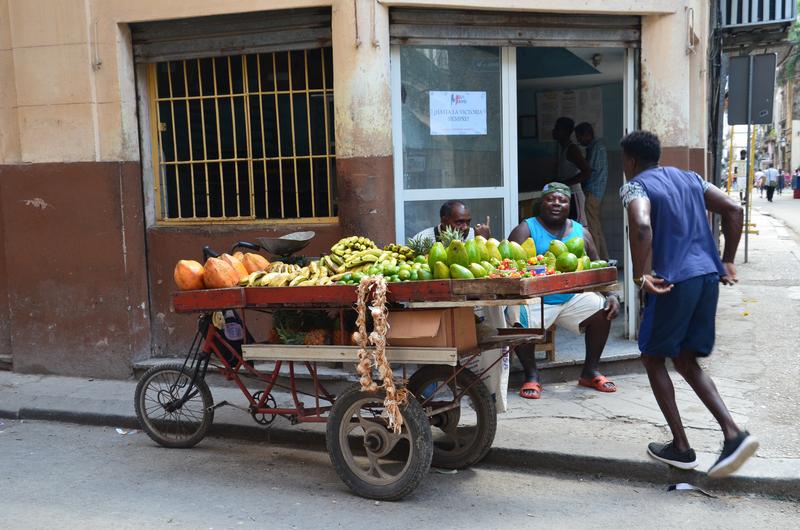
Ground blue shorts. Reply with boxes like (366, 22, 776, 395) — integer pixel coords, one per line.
(638, 273, 719, 358)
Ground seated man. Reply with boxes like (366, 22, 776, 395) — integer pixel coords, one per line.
(413, 199, 491, 242)
(507, 182, 620, 399)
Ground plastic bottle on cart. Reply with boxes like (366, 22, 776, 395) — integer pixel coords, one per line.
(223, 310, 244, 342)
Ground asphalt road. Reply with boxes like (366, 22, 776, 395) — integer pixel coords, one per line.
(1, 420, 798, 529)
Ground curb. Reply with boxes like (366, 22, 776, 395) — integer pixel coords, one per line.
(1, 406, 796, 500)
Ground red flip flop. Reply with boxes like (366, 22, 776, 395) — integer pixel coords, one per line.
(578, 375, 617, 393)
(519, 381, 542, 399)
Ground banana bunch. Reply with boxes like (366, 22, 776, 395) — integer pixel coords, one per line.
(267, 261, 302, 274)
(321, 253, 345, 273)
(331, 236, 377, 258)
(383, 243, 416, 260)
(240, 260, 334, 287)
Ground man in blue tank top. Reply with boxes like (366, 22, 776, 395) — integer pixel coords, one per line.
(621, 131, 758, 478)
(506, 182, 621, 400)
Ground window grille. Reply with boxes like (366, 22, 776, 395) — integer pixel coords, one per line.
(148, 48, 336, 223)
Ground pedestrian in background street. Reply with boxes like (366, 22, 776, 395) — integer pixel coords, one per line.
(764, 164, 779, 202)
(777, 169, 785, 196)
(755, 169, 765, 198)
(620, 130, 758, 478)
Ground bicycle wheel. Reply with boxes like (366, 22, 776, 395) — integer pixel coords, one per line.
(134, 362, 213, 448)
(326, 386, 433, 501)
(407, 365, 497, 469)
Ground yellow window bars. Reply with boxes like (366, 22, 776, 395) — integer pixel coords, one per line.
(148, 48, 336, 223)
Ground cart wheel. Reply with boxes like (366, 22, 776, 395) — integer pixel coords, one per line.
(134, 362, 214, 448)
(407, 365, 497, 469)
(326, 386, 433, 501)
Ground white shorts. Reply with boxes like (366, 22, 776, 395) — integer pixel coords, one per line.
(505, 292, 606, 335)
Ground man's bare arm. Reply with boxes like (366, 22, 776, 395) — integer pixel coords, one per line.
(704, 185, 744, 263)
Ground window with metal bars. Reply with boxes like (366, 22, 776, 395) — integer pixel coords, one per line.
(148, 48, 336, 223)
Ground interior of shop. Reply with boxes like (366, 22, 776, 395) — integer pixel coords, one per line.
(516, 46, 625, 263)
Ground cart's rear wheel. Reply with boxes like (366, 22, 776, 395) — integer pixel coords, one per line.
(135, 362, 213, 448)
(326, 386, 432, 501)
(407, 365, 497, 469)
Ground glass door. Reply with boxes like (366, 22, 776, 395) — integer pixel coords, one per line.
(391, 45, 517, 242)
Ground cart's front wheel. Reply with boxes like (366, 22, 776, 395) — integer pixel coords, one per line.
(326, 386, 432, 501)
(407, 365, 497, 469)
(134, 362, 213, 448)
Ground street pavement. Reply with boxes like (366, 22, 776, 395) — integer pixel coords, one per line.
(2, 421, 798, 529)
(1, 204, 799, 500)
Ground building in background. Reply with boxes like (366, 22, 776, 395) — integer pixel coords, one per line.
(0, 0, 767, 377)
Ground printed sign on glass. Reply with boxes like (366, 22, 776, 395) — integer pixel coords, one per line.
(429, 91, 487, 136)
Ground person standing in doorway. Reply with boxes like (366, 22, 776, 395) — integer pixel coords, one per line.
(620, 130, 758, 478)
(552, 117, 591, 226)
(764, 163, 779, 202)
(575, 122, 610, 260)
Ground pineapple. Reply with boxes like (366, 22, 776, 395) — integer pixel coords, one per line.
(303, 329, 329, 346)
(438, 224, 464, 247)
(406, 235, 434, 256)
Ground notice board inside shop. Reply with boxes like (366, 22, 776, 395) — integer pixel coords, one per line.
(536, 87, 604, 142)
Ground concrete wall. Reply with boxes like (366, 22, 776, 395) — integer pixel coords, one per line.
(0, 0, 710, 376)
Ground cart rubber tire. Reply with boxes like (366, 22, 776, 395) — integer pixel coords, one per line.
(134, 362, 214, 449)
(326, 386, 433, 501)
(407, 365, 497, 469)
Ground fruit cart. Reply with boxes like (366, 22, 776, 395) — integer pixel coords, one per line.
(135, 269, 616, 501)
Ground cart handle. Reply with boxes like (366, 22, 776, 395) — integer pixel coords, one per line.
(202, 245, 219, 262)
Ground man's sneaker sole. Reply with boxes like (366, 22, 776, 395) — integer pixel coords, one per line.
(647, 446, 699, 470)
(707, 435, 759, 478)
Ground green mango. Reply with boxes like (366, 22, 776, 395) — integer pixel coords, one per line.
(464, 240, 481, 264)
(468, 263, 488, 278)
(497, 240, 512, 260)
(485, 241, 502, 261)
(449, 263, 475, 279)
(575, 255, 591, 271)
(590, 260, 609, 269)
(556, 252, 579, 272)
(428, 242, 448, 270)
(509, 241, 528, 261)
(433, 261, 451, 279)
(446, 240, 470, 268)
(548, 240, 569, 257)
(480, 260, 496, 272)
(521, 237, 537, 258)
(418, 269, 433, 280)
(490, 257, 501, 267)
(565, 237, 585, 258)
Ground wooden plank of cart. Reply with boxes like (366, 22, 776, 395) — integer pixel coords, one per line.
(135, 268, 616, 501)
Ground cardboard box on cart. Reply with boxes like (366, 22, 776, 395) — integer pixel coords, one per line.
(386, 308, 477, 353)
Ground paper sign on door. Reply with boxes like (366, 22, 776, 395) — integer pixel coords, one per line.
(429, 91, 487, 136)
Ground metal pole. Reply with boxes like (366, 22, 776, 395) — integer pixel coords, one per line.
(744, 55, 753, 264)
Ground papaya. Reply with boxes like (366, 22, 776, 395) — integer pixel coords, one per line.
(428, 242, 448, 270)
(449, 263, 475, 279)
(464, 240, 481, 264)
(203, 257, 240, 288)
(220, 253, 249, 280)
(173, 260, 205, 291)
(565, 237, 585, 258)
(468, 263, 488, 278)
(418, 269, 433, 280)
(446, 240, 470, 268)
(485, 241, 502, 261)
(509, 241, 527, 261)
(474, 238, 489, 261)
(474, 235, 488, 246)
(497, 240, 512, 260)
(242, 252, 270, 273)
(521, 237, 537, 258)
(487, 237, 500, 247)
(433, 261, 451, 279)
(548, 240, 569, 257)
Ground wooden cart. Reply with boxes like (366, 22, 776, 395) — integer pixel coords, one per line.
(134, 269, 616, 500)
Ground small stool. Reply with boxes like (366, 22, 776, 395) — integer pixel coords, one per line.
(534, 327, 557, 362)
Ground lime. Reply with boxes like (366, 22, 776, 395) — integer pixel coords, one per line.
(415, 255, 427, 264)
(351, 272, 365, 282)
(342, 273, 352, 282)
(389, 274, 400, 283)
(398, 269, 411, 281)
(409, 270, 419, 281)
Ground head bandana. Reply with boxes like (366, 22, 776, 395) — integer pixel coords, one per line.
(542, 182, 572, 199)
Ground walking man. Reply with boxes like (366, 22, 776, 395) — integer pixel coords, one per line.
(576, 122, 610, 260)
(620, 131, 758, 478)
(764, 163, 779, 202)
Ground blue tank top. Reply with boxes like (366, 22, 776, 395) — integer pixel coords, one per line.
(525, 217, 584, 305)
(633, 166, 725, 283)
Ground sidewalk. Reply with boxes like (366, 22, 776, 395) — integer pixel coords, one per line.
(1, 206, 798, 499)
